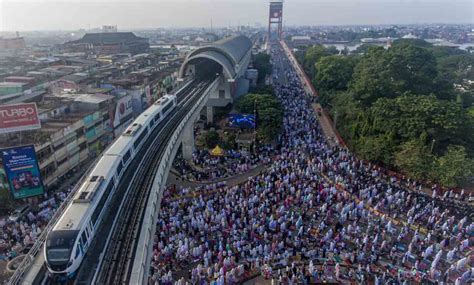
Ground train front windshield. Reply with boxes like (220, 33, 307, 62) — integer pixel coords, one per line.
(46, 230, 79, 267)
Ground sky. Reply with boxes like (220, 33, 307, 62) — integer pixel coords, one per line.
(0, 0, 473, 31)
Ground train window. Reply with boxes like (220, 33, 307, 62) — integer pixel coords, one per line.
(149, 121, 154, 130)
(133, 128, 149, 149)
(45, 230, 79, 263)
(117, 161, 123, 177)
(123, 150, 131, 164)
(81, 231, 87, 245)
(75, 246, 80, 259)
(154, 113, 161, 123)
(162, 102, 173, 115)
(90, 180, 115, 226)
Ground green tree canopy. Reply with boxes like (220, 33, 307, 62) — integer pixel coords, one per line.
(315, 55, 357, 91)
(369, 94, 473, 153)
(204, 130, 220, 148)
(253, 53, 272, 85)
(296, 39, 474, 187)
(236, 93, 283, 142)
(303, 45, 338, 78)
(394, 139, 434, 180)
(350, 44, 439, 105)
(349, 46, 395, 105)
(433, 145, 474, 188)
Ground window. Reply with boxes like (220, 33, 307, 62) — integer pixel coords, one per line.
(79, 141, 87, 151)
(37, 147, 52, 161)
(90, 180, 115, 225)
(154, 113, 161, 123)
(45, 230, 79, 264)
(123, 150, 131, 164)
(117, 161, 124, 177)
(81, 231, 87, 245)
(133, 128, 149, 149)
(74, 247, 80, 259)
(162, 101, 173, 115)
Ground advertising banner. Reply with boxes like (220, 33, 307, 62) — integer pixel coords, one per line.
(1, 145, 45, 199)
(0, 103, 41, 134)
(229, 114, 256, 129)
(112, 95, 133, 128)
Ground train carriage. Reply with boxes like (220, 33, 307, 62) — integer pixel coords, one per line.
(44, 94, 177, 281)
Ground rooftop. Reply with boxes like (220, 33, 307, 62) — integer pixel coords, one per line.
(0, 82, 27, 87)
(69, 32, 148, 45)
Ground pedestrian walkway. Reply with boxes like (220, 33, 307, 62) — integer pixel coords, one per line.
(312, 103, 339, 148)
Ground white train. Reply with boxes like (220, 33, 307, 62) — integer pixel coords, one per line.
(44, 94, 177, 281)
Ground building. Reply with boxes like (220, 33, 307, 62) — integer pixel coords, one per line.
(4, 76, 37, 88)
(65, 32, 149, 55)
(0, 94, 114, 188)
(0, 82, 27, 96)
(0, 37, 25, 50)
(245, 69, 259, 87)
(102, 25, 118, 33)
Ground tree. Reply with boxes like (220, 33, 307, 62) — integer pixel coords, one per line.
(222, 132, 237, 150)
(204, 130, 220, 148)
(433, 145, 474, 188)
(350, 44, 440, 106)
(353, 44, 373, 55)
(253, 53, 272, 85)
(387, 44, 438, 95)
(369, 94, 473, 154)
(235, 93, 283, 142)
(315, 55, 357, 91)
(356, 134, 396, 165)
(394, 139, 434, 180)
(349, 46, 395, 105)
(0, 188, 14, 212)
(303, 45, 338, 78)
(392, 38, 433, 48)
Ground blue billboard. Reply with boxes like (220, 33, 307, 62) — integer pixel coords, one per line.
(1, 145, 44, 199)
(229, 114, 256, 129)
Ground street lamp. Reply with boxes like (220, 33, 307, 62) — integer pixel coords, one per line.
(430, 139, 436, 153)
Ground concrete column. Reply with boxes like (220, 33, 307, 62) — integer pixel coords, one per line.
(206, 106, 214, 124)
(182, 124, 195, 160)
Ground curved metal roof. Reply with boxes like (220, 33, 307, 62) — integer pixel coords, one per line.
(180, 35, 252, 79)
(188, 50, 236, 79)
(188, 35, 252, 66)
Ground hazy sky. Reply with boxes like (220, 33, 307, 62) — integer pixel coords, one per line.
(1, 0, 473, 31)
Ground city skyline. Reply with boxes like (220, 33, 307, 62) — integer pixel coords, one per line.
(1, 0, 473, 32)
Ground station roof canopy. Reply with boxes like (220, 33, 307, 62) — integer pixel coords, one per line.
(179, 35, 252, 79)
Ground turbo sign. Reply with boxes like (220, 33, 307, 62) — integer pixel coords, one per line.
(0, 103, 41, 134)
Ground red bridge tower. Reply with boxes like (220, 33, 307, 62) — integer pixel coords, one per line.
(268, 0, 284, 41)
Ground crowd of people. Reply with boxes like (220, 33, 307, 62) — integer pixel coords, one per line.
(149, 45, 473, 284)
(0, 181, 76, 261)
(173, 147, 273, 182)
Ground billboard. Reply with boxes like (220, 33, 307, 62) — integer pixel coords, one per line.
(0, 103, 41, 134)
(229, 114, 256, 129)
(1, 145, 44, 199)
(111, 95, 133, 128)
